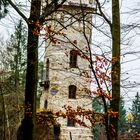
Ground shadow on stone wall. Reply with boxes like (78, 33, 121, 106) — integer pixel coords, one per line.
(35, 110, 61, 140)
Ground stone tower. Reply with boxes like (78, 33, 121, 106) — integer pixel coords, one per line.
(40, 0, 94, 139)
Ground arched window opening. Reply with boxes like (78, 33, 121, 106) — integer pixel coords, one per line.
(44, 100, 48, 109)
(69, 85, 76, 99)
(70, 49, 79, 68)
(67, 117, 75, 127)
(46, 58, 49, 80)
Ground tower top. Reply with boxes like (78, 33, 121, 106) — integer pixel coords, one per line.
(42, 0, 95, 13)
(45, 0, 94, 5)
(64, 0, 94, 5)
(60, 0, 95, 12)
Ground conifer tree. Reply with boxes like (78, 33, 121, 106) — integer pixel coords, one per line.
(118, 97, 126, 133)
(7, 19, 27, 89)
(92, 98, 103, 140)
(130, 92, 140, 133)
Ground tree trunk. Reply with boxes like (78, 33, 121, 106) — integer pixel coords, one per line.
(18, 0, 41, 140)
(110, 0, 120, 139)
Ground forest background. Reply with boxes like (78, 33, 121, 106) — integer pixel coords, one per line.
(0, 0, 140, 140)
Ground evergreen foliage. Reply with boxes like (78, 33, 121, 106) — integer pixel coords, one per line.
(6, 19, 27, 89)
(130, 92, 140, 133)
(118, 97, 126, 133)
(92, 98, 103, 140)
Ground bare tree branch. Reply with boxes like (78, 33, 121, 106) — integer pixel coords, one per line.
(6, 0, 28, 23)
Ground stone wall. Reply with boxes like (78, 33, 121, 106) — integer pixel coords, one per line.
(40, 0, 94, 139)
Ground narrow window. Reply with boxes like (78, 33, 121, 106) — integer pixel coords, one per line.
(69, 85, 76, 99)
(46, 58, 49, 80)
(44, 100, 48, 108)
(67, 117, 75, 127)
(70, 49, 78, 68)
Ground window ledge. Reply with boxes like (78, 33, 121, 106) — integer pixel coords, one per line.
(68, 99, 77, 101)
